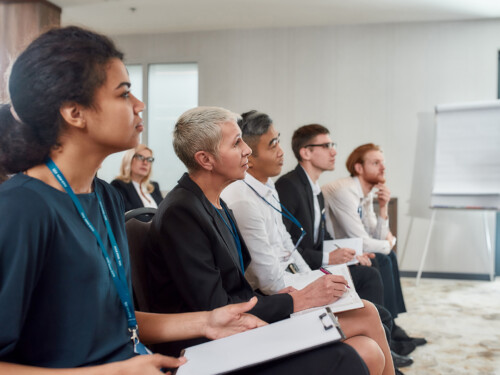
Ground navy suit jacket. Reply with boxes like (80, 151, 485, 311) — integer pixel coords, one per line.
(110, 179, 163, 212)
(275, 165, 331, 269)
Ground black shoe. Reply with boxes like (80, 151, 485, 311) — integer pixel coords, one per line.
(395, 368, 405, 375)
(392, 324, 427, 346)
(411, 337, 427, 346)
(392, 350, 413, 368)
(391, 339, 416, 356)
(392, 324, 411, 340)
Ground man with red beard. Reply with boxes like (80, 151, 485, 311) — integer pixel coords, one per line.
(322, 143, 426, 352)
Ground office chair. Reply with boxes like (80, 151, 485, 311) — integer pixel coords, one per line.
(125, 207, 157, 312)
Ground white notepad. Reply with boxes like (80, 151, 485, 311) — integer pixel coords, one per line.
(284, 263, 364, 316)
(174, 307, 343, 375)
(323, 238, 363, 266)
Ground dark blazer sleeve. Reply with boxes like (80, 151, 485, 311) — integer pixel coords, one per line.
(110, 179, 137, 212)
(149, 189, 292, 323)
(275, 174, 323, 270)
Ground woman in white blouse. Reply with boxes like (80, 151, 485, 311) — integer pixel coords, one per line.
(112, 144, 163, 211)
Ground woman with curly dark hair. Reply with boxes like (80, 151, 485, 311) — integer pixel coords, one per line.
(0, 26, 266, 374)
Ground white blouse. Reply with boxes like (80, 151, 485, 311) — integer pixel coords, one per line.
(132, 181, 158, 209)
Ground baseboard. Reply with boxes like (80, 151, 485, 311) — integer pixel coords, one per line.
(400, 271, 492, 281)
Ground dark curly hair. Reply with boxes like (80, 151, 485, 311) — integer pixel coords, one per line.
(0, 26, 123, 181)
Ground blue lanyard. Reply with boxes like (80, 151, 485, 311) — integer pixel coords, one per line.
(46, 158, 150, 354)
(211, 201, 245, 273)
(243, 180, 306, 249)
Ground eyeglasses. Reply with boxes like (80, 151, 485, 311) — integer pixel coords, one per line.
(133, 154, 155, 163)
(304, 142, 337, 150)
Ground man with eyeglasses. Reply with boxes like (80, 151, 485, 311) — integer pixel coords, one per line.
(321, 143, 426, 353)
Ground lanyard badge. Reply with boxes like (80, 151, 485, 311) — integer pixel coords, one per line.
(46, 158, 151, 356)
(243, 181, 306, 260)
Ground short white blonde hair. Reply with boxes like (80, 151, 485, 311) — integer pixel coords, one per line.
(173, 106, 240, 172)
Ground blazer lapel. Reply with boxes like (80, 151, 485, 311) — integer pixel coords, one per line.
(178, 173, 244, 273)
(295, 165, 315, 235)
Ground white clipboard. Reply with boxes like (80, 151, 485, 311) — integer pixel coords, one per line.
(174, 307, 344, 375)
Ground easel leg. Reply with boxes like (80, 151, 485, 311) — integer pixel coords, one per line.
(399, 217, 414, 268)
(416, 210, 437, 286)
(483, 211, 494, 281)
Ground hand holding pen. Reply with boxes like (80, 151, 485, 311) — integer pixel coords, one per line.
(319, 266, 350, 289)
(328, 244, 356, 265)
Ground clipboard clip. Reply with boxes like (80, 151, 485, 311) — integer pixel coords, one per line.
(319, 312, 334, 330)
(325, 307, 347, 340)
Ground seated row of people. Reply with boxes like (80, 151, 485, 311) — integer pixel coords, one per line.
(144, 108, 424, 374)
(0, 25, 420, 375)
(146, 106, 394, 374)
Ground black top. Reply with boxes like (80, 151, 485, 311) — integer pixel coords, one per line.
(111, 179, 163, 212)
(0, 174, 135, 367)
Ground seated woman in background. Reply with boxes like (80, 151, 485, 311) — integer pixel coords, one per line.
(112, 144, 163, 211)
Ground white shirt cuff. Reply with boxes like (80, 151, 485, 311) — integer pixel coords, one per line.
(322, 251, 330, 266)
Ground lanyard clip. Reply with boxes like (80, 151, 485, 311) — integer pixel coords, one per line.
(128, 325, 139, 343)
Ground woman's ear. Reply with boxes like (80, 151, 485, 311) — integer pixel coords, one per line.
(194, 151, 216, 171)
(59, 102, 86, 129)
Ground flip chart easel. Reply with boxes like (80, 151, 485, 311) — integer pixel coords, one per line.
(415, 100, 500, 285)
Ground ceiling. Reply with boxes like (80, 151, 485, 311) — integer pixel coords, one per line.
(51, 0, 500, 36)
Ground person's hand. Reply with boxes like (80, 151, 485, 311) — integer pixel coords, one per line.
(328, 248, 356, 265)
(356, 253, 375, 267)
(108, 353, 186, 375)
(204, 297, 267, 340)
(386, 232, 396, 249)
(277, 286, 297, 294)
(291, 274, 349, 312)
(375, 183, 391, 208)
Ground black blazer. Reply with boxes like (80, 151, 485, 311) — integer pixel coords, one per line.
(275, 165, 331, 269)
(110, 179, 163, 212)
(145, 174, 293, 354)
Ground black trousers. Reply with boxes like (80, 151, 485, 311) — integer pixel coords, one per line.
(373, 251, 406, 318)
(349, 264, 394, 346)
(349, 264, 384, 306)
(234, 342, 369, 375)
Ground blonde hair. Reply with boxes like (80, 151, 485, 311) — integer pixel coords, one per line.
(115, 144, 155, 193)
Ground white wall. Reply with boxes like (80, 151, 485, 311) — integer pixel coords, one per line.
(113, 19, 500, 275)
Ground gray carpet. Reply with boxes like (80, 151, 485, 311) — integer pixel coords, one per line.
(395, 277, 500, 375)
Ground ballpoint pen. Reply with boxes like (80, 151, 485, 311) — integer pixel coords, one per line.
(319, 267, 350, 288)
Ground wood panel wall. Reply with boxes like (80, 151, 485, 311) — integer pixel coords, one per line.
(0, 0, 61, 102)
